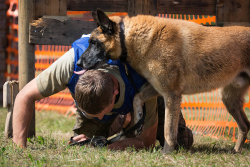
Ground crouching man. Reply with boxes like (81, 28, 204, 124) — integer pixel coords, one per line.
(72, 67, 193, 150)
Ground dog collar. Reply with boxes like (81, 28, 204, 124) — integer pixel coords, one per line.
(119, 21, 128, 65)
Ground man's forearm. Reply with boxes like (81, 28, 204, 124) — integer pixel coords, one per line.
(107, 137, 146, 151)
(107, 121, 158, 151)
(13, 93, 35, 147)
(13, 78, 44, 147)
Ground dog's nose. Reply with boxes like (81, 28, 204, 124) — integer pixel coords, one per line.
(76, 59, 83, 68)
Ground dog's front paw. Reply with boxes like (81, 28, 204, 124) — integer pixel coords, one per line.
(134, 110, 143, 136)
(135, 124, 143, 136)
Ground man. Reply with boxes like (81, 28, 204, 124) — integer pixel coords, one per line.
(13, 34, 193, 150)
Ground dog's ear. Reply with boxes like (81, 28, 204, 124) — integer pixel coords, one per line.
(92, 11, 100, 27)
(96, 8, 114, 34)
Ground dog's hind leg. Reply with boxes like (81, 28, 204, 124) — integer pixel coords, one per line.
(221, 78, 250, 153)
(162, 91, 182, 154)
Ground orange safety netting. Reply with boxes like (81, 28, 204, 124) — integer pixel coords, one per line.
(181, 90, 250, 142)
(5, 0, 249, 142)
(159, 14, 216, 25)
(34, 45, 74, 114)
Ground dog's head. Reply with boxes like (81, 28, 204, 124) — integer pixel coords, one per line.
(76, 9, 122, 72)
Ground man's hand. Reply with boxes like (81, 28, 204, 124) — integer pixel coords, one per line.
(69, 134, 89, 144)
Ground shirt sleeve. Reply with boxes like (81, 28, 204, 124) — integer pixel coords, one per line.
(36, 48, 75, 97)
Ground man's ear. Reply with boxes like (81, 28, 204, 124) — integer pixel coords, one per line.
(113, 89, 119, 95)
(91, 11, 100, 27)
(96, 8, 114, 34)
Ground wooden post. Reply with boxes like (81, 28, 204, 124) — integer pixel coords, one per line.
(3, 81, 19, 138)
(3, 81, 11, 138)
(18, 0, 67, 138)
(128, 0, 157, 17)
(217, 0, 250, 26)
(18, 0, 36, 138)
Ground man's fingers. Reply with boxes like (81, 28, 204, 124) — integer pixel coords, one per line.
(78, 138, 88, 142)
(72, 134, 89, 141)
(68, 134, 90, 145)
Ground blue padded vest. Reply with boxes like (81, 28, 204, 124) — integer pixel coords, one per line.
(67, 35, 147, 123)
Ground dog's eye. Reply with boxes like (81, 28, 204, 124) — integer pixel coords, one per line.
(91, 41, 97, 45)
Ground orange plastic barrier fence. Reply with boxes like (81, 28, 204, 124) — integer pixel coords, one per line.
(35, 45, 74, 114)
(159, 14, 216, 25)
(5, 0, 18, 80)
(181, 90, 250, 142)
(5, 0, 249, 142)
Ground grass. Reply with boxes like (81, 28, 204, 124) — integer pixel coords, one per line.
(1, 108, 250, 166)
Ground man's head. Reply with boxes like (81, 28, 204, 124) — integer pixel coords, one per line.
(75, 70, 119, 120)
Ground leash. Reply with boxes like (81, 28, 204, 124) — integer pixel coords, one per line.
(70, 21, 146, 147)
(119, 21, 128, 64)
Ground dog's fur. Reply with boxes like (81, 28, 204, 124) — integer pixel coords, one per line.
(77, 9, 250, 153)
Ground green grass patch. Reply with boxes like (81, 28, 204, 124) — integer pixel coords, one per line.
(1, 132, 250, 166)
(1, 108, 250, 166)
(0, 108, 75, 133)
(35, 110, 75, 134)
(0, 108, 7, 132)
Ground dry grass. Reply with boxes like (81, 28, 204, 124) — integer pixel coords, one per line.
(1, 108, 250, 167)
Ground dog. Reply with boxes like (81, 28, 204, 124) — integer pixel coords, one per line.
(76, 8, 250, 154)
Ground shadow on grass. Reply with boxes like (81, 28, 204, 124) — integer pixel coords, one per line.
(190, 144, 233, 154)
(242, 142, 250, 149)
(190, 141, 250, 154)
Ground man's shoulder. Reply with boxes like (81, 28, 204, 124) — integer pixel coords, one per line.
(98, 63, 120, 72)
(98, 64, 123, 81)
(36, 48, 75, 97)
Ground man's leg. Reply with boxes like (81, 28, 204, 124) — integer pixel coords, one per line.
(156, 96, 193, 150)
(176, 112, 194, 150)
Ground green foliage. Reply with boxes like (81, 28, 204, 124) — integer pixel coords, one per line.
(37, 136, 45, 145)
(27, 138, 34, 144)
(0, 147, 6, 157)
(0, 108, 7, 132)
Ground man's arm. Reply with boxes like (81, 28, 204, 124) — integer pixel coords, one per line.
(13, 48, 75, 147)
(13, 78, 44, 147)
(107, 120, 158, 151)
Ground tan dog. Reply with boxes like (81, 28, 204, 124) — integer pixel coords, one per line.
(77, 9, 250, 153)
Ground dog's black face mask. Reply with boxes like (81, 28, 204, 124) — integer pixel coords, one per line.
(76, 9, 115, 72)
(76, 37, 109, 70)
